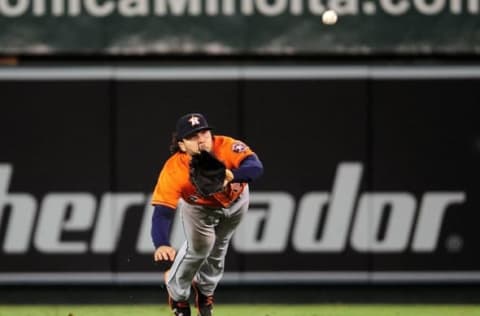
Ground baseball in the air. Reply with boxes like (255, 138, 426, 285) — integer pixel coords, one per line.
(322, 10, 338, 25)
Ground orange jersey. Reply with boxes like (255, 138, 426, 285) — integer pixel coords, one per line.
(151, 135, 255, 209)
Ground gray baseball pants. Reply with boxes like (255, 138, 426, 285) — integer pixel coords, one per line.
(166, 186, 249, 301)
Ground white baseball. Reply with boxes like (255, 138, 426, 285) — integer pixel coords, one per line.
(322, 10, 338, 25)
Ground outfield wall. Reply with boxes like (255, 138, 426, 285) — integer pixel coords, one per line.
(0, 65, 479, 285)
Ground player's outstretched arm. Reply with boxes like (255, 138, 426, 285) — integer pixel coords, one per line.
(151, 205, 175, 261)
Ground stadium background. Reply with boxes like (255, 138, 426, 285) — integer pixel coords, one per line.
(1, 0, 480, 305)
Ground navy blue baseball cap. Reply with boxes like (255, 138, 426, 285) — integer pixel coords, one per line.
(176, 113, 212, 140)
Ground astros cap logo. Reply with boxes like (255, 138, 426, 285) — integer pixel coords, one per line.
(189, 115, 200, 126)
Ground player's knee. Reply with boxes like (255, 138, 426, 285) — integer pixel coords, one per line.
(190, 236, 215, 257)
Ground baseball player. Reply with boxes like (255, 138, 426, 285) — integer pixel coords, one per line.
(151, 113, 264, 316)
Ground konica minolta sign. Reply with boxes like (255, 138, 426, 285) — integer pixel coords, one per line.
(0, 0, 479, 55)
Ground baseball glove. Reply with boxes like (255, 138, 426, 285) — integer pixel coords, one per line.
(190, 150, 226, 196)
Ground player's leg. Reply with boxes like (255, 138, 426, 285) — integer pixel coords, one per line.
(166, 200, 218, 302)
(193, 189, 250, 315)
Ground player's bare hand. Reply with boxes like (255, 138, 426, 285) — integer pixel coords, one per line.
(154, 245, 176, 262)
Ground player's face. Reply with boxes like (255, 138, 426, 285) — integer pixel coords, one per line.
(180, 129, 213, 155)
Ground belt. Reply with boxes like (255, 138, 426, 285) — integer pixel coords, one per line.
(192, 194, 242, 211)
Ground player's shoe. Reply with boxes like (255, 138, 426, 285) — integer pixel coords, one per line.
(169, 296, 191, 316)
(192, 282, 214, 316)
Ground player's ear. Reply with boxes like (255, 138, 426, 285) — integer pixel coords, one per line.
(178, 141, 186, 152)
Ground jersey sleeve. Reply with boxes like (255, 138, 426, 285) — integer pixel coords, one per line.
(217, 136, 255, 169)
(151, 160, 183, 209)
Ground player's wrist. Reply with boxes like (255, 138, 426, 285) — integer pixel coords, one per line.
(225, 169, 234, 182)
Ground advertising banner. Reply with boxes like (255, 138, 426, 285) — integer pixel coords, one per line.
(0, 66, 479, 284)
(0, 0, 479, 55)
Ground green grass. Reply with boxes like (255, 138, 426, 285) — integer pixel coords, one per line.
(1, 304, 480, 316)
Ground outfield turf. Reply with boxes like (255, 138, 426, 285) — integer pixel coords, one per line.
(1, 304, 480, 316)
